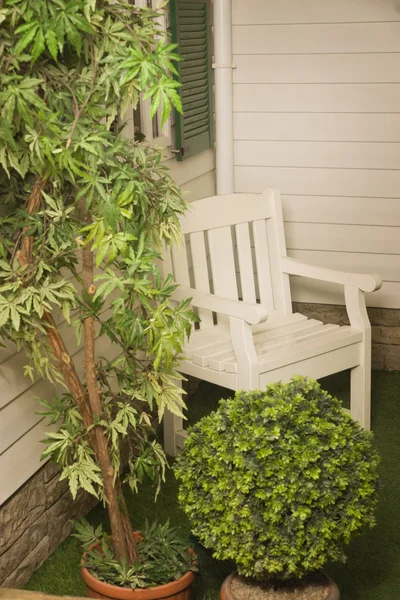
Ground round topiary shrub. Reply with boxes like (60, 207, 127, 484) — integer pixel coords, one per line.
(174, 377, 379, 582)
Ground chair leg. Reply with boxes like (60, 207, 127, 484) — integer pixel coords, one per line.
(163, 379, 187, 456)
(350, 349, 371, 431)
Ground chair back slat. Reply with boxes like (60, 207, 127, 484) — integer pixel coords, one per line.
(235, 223, 257, 304)
(190, 231, 213, 328)
(208, 227, 238, 300)
(253, 219, 275, 311)
(172, 189, 292, 322)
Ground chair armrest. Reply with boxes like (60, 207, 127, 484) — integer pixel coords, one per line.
(171, 285, 268, 325)
(281, 257, 382, 293)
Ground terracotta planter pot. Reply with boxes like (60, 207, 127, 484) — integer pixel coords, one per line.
(81, 534, 196, 600)
(220, 572, 340, 600)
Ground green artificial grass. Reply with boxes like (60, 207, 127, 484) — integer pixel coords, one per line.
(25, 371, 400, 600)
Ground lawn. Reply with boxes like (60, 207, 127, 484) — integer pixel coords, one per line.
(26, 372, 400, 600)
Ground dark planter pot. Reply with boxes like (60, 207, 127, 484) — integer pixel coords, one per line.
(81, 534, 196, 600)
(220, 571, 340, 600)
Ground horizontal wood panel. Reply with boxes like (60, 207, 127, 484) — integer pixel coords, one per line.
(286, 223, 400, 255)
(282, 196, 400, 226)
(234, 83, 400, 113)
(165, 148, 215, 186)
(181, 169, 216, 201)
(291, 278, 400, 309)
(235, 166, 400, 198)
(0, 338, 120, 455)
(0, 420, 57, 506)
(232, 0, 400, 25)
(234, 113, 400, 142)
(233, 54, 400, 84)
(234, 140, 400, 170)
(288, 249, 400, 283)
(233, 23, 400, 54)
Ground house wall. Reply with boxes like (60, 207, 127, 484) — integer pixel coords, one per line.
(232, 0, 400, 310)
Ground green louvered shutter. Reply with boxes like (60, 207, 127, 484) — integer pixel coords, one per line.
(170, 0, 212, 161)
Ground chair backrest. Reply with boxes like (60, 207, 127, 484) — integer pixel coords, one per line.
(165, 188, 292, 328)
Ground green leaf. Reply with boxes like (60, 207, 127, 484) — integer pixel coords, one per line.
(45, 29, 58, 60)
(15, 23, 40, 55)
(31, 28, 45, 63)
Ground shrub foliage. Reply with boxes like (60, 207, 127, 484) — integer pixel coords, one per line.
(175, 377, 379, 582)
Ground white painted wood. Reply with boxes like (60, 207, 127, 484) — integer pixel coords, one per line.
(282, 197, 400, 227)
(230, 318, 258, 388)
(171, 285, 268, 325)
(165, 148, 215, 187)
(180, 194, 273, 234)
(345, 286, 372, 430)
(234, 83, 400, 114)
(235, 223, 257, 304)
(190, 232, 213, 328)
(0, 419, 58, 506)
(281, 257, 381, 293)
(164, 190, 378, 455)
(259, 344, 360, 387)
(233, 54, 400, 85)
(291, 278, 400, 309)
(234, 113, 400, 144)
(235, 166, 400, 199)
(289, 250, 400, 284)
(233, 23, 400, 55)
(207, 318, 327, 372)
(235, 140, 400, 171)
(163, 378, 184, 457)
(286, 223, 400, 256)
(208, 226, 238, 300)
(180, 169, 216, 202)
(253, 220, 274, 310)
(232, 0, 400, 25)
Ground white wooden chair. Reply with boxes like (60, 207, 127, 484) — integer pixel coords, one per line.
(163, 189, 382, 456)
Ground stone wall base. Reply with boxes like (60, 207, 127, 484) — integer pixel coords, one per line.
(0, 462, 97, 589)
(293, 302, 400, 370)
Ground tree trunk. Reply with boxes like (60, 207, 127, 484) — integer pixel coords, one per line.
(82, 244, 137, 564)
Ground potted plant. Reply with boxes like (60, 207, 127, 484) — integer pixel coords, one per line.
(0, 1, 197, 598)
(174, 377, 380, 600)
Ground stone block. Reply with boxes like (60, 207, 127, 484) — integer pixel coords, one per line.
(45, 471, 69, 509)
(1, 536, 49, 589)
(0, 514, 48, 583)
(0, 469, 46, 555)
(372, 344, 400, 371)
(372, 326, 400, 346)
(46, 489, 97, 555)
(43, 461, 61, 484)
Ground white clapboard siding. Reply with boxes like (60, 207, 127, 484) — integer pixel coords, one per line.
(234, 113, 400, 143)
(233, 23, 400, 55)
(282, 196, 400, 227)
(235, 141, 400, 170)
(235, 167, 400, 199)
(234, 84, 400, 114)
(286, 223, 400, 255)
(233, 54, 400, 85)
(0, 419, 58, 506)
(0, 336, 121, 456)
(233, 0, 400, 309)
(288, 249, 400, 283)
(0, 148, 216, 507)
(291, 279, 400, 310)
(232, 0, 400, 25)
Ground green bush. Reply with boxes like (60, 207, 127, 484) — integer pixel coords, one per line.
(174, 377, 379, 582)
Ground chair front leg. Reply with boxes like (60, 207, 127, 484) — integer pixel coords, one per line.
(163, 378, 188, 456)
(230, 317, 260, 389)
(344, 286, 372, 430)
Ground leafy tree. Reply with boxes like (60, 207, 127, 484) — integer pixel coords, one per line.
(0, 0, 195, 566)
